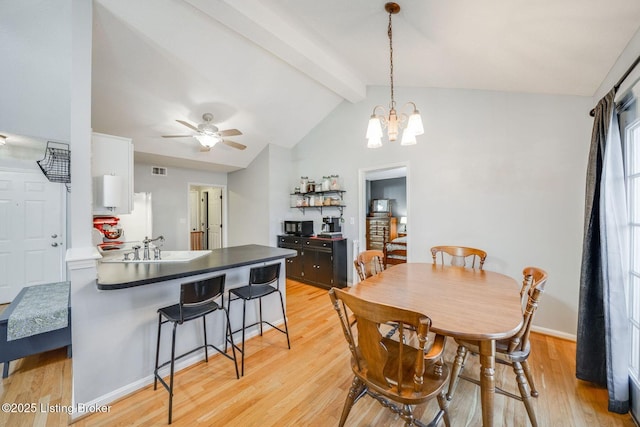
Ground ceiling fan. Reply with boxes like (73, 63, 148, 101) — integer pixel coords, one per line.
(162, 113, 246, 151)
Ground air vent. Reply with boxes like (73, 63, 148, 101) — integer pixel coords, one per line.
(151, 166, 167, 176)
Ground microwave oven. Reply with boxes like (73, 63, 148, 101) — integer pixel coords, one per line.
(284, 220, 314, 236)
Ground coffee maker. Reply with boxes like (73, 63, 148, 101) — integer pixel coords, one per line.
(319, 216, 342, 238)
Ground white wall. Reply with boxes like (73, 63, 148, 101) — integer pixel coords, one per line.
(134, 162, 227, 250)
(268, 144, 294, 240)
(226, 144, 293, 247)
(290, 86, 592, 337)
(227, 146, 271, 246)
(0, 0, 72, 141)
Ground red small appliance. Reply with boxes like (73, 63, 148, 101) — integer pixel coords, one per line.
(93, 216, 124, 250)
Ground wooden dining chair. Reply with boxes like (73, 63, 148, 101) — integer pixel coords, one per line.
(445, 267, 548, 427)
(430, 246, 487, 269)
(329, 287, 450, 427)
(353, 250, 385, 282)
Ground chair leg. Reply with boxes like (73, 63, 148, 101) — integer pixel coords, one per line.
(168, 322, 177, 424)
(154, 313, 162, 390)
(521, 360, 538, 397)
(437, 392, 451, 427)
(446, 345, 467, 400)
(513, 361, 538, 427)
(339, 376, 366, 427)
(401, 404, 416, 426)
(224, 308, 240, 379)
(224, 296, 231, 353)
(202, 316, 209, 363)
(241, 299, 247, 376)
(259, 297, 264, 336)
(278, 291, 291, 349)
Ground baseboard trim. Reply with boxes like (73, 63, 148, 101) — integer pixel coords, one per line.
(69, 318, 285, 422)
(531, 325, 576, 342)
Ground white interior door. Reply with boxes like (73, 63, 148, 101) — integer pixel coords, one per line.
(206, 188, 222, 249)
(0, 170, 65, 303)
(189, 190, 199, 232)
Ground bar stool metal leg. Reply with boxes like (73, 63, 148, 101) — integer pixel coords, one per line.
(203, 317, 208, 362)
(278, 292, 291, 349)
(259, 298, 263, 336)
(241, 299, 247, 376)
(224, 308, 240, 378)
(168, 322, 177, 424)
(154, 313, 162, 390)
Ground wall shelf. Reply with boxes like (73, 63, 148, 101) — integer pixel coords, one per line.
(289, 190, 345, 216)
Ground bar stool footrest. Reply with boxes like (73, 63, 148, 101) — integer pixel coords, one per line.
(154, 343, 236, 392)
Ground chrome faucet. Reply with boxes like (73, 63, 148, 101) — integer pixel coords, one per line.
(142, 235, 164, 260)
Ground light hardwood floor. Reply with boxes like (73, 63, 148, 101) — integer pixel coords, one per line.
(0, 280, 637, 426)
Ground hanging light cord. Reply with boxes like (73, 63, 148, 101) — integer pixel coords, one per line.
(388, 11, 395, 110)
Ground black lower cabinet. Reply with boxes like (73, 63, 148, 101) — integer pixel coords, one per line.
(277, 235, 347, 289)
(277, 236, 304, 281)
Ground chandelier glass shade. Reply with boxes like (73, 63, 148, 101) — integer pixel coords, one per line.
(366, 3, 424, 148)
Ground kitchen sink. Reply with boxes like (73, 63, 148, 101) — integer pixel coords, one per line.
(101, 250, 212, 263)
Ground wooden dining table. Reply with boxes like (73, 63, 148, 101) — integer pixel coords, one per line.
(347, 262, 523, 427)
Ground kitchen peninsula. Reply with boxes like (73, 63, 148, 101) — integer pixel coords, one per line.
(96, 244, 296, 289)
(71, 244, 295, 418)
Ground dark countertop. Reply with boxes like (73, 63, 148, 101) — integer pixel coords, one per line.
(96, 244, 296, 290)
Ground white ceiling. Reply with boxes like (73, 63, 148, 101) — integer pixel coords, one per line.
(91, 0, 640, 172)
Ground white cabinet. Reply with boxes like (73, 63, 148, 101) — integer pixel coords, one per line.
(91, 132, 133, 215)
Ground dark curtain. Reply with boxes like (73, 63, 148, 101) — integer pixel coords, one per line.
(576, 89, 629, 413)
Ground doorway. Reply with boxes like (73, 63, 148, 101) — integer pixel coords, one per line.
(357, 164, 409, 263)
(188, 184, 224, 250)
(0, 169, 66, 303)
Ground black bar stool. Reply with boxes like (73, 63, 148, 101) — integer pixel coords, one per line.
(227, 263, 290, 376)
(154, 275, 239, 424)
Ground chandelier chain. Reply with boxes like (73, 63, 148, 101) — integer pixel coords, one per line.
(388, 11, 395, 110)
(366, 2, 423, 148)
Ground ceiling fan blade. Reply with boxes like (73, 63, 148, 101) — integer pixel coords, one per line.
(162, 134, 193, 138)
(218, 129, 242, 137)
(220, 139, 247, 150)
(176, 120, 199, 132)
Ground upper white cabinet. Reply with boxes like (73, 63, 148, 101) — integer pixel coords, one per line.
(91, 132, 133, 215)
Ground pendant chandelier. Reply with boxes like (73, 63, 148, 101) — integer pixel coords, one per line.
(366, 2, 424, 148)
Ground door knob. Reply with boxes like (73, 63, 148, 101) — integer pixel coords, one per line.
(51, 242, 59, 247)
(51, 234, 58, 238)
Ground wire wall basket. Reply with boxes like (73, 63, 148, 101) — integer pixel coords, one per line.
(37, 141, 71, 184)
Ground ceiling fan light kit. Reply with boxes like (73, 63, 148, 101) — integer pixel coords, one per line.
(162, 113, 246, 151)
(366, 2, 424, 149)
(195, 134, 222, 148)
